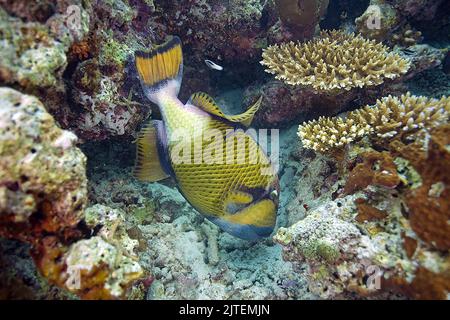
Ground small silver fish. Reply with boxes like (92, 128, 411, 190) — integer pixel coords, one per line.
(204, 59, 223, 71)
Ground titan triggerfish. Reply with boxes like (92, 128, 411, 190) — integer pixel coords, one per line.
(133, 36, 279, 240)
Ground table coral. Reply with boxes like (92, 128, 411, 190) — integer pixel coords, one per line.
(261, 30, 410, 93)
(298, 93, 450, 152)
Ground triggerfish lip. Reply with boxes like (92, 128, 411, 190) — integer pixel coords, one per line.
(206, 216, 275, 241)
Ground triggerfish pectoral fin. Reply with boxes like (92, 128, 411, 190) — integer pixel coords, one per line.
(209, 198, 277, 241)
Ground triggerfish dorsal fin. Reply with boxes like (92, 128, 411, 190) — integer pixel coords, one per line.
(135, 36, 183, 101)
(133, 120, 171, 182)
(188, 92, 226, 117)
(188, 93, 263, 127)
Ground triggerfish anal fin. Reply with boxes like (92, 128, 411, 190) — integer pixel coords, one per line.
(133, 120, 172, 182)
(135, 36, 183, 100)
(188, 92, 263, 127)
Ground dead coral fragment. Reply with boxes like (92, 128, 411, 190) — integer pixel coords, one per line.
(344, 151, 400, 195)
(298, 93, 450, 152)
(261, 30, 410, 92)
(392, 125, 450, 251)
(32, 235, 143, 300)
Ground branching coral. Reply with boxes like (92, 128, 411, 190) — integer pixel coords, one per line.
(261, 30, 410, 93)
(298, 93, 450, 152)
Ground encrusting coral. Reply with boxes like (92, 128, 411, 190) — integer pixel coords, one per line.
(261, 30, 410, 93)
(298, 93, 450, 152)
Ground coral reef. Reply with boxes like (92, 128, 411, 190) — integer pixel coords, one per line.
(1, 0, 449, 302)
(276, 127, 450, 299)
(0, 88, 143, 299)
(0, 87, 87, 240)
(67, 0, 155, 141)
(355, 1, 399, 42)
(155, 0, 276, 65)
(261, 30, 410, 93)
(0, 1, 90, 125)
(0, 0, 154, 141)
(355, 0, 444, 43)
(298, 93, 450, 152)
(278, 87, 450, 299)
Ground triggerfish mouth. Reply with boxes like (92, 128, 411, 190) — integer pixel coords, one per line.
(133, 36, 279, 240)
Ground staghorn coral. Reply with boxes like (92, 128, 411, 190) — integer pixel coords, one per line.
(298, 93, 450, 152)
(261, 30, 410, 93)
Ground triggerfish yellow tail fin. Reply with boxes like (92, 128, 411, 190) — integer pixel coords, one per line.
(135, 36, 183, 102)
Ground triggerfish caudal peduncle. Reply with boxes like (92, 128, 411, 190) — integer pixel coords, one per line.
(133, 36, 280, 240)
